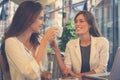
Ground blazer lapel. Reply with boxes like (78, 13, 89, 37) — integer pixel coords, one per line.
(90, 36, 97, 66)
(74, 38, 81, 64)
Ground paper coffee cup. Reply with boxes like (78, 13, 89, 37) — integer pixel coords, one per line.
(46, 20, 63, 38)
(55, 26, 63, 38)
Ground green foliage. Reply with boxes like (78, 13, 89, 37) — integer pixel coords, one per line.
(59, 19, 77, 52)
(47, 47, 53, 53)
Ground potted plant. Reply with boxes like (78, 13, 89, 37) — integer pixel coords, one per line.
(59, 19, 77, 52)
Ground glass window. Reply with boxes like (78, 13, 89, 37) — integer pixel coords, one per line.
(94, 0, 119, 71)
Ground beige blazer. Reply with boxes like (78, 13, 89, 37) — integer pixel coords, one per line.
(64, 36, 109, 73)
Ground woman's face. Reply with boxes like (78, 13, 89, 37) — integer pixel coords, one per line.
(30, 11, 44, 33)
(74, 14, 90, 36)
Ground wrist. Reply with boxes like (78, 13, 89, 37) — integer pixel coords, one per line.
(41, 36, 49, 44)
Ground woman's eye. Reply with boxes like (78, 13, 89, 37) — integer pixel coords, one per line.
(79, 20, 86, 23)
(75, 20, 86, 24)
(39, 16, 44, 20)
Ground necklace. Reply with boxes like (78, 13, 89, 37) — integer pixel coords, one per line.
(24, 45, 33, 52)
(27, 46, 33, 52)
(24, 46, 34, 56)
(29, 46, 34, 51)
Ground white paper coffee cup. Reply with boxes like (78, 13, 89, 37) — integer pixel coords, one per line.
(46, 21, 63, 38)
(54, 26, 63, 38)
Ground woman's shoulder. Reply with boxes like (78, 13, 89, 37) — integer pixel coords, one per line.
(5, 37, 17, 42)
(5, 37, 21, 48)
(67, 38, 79, 45)
(93, 36, 109, 43)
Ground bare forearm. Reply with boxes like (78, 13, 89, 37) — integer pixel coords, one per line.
(76, 70, 96, 76)
(51, 41, 66, 72)
(53, 46, 66, 72)
(35, 37, 49, 64)
(35, 26, 58, 64)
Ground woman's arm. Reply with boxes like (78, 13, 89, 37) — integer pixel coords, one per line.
(50, 40, 76, 77)
(76, 70, 96, 76)
(94, 38, 109, 73)
(35, 27, 58, 64)
(50, 40, 66, 73)
(0, 53, 11, 80)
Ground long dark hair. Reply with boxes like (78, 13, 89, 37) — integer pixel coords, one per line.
(1, 0, 43, 72)
(74, 10, 101, 37)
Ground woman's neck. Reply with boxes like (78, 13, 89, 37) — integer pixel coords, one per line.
(17, 31, 34, 52)
(17, 31, 32, 44)
(79, 34, 91, 47)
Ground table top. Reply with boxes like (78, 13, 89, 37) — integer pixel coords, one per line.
(56, 76, 97, 80)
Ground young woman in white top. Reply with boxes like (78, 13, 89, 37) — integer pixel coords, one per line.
(1, 1, 58, 80)
(50, 11, 109, 77)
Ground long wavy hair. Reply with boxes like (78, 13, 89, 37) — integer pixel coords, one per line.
(1, 0, 43, 72)
(74, 10, 101, 37)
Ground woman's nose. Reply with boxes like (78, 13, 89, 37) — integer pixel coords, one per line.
(42, 21, 45, 26)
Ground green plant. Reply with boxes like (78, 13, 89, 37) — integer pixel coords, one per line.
(47, 47, 53, 53)
(59, 19, 77, 52)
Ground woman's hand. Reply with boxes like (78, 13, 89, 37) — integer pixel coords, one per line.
(49, 39, 57, 49)
(75, 73, 83, 77)
(36, 27, 59, 63)
(43, 27, 59, 42)
(62, 68, 79, 78)
(49, 40, 79, 78)
(41, 71, 52, 80)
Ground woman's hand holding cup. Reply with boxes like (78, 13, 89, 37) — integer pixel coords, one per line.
(44, 26, 58, 42)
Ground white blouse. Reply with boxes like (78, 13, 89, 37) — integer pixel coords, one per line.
(5, 37, 48, 80)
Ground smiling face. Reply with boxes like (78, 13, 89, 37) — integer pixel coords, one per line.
(30, 11, 44, 33)
(74, 14, 90, 36)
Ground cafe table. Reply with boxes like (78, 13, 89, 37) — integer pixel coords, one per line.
(55, 76, 100, 80)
